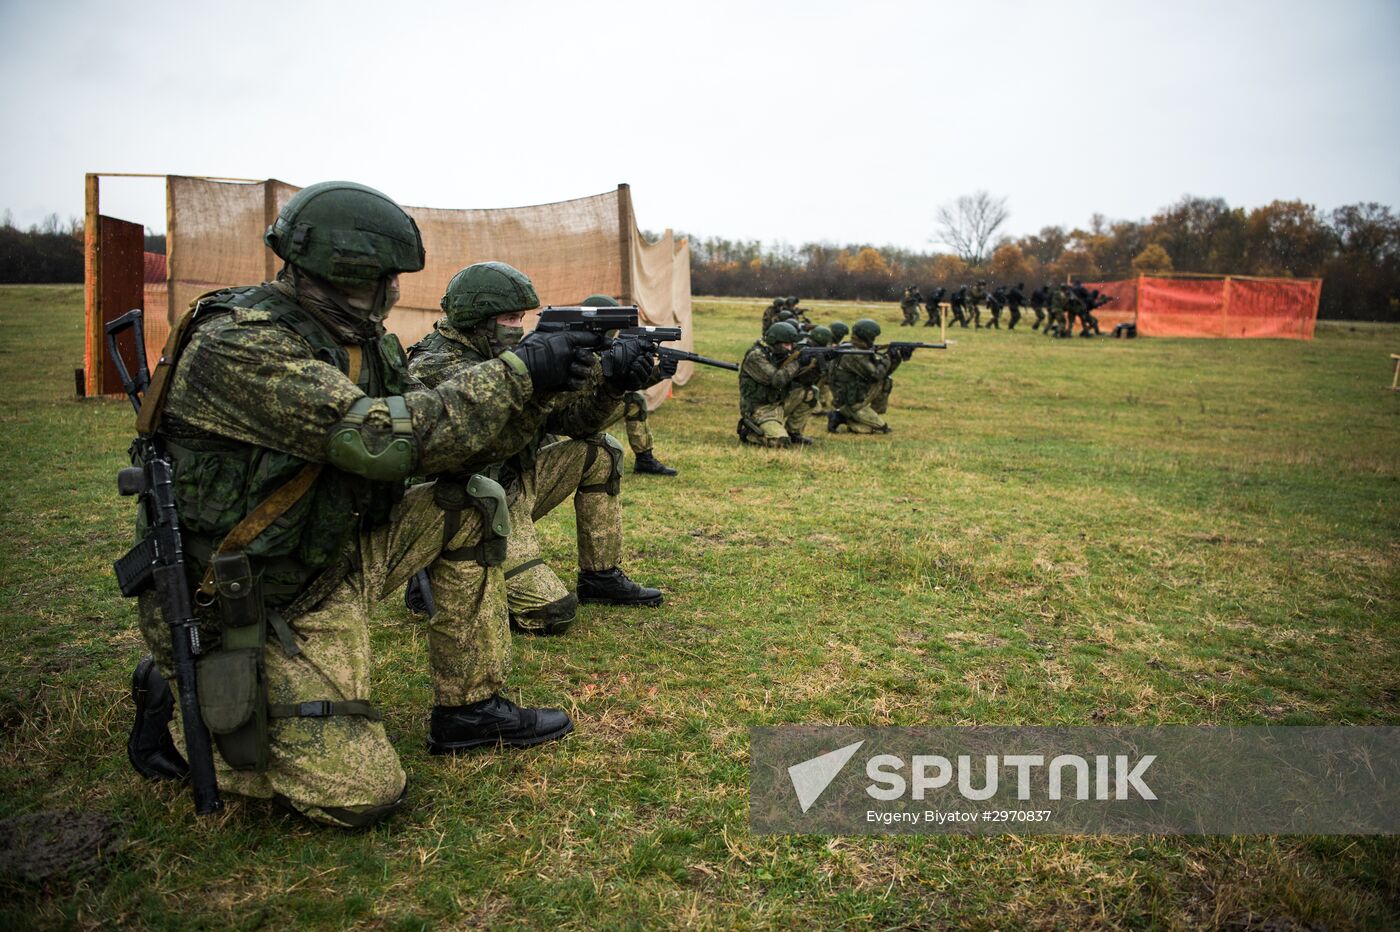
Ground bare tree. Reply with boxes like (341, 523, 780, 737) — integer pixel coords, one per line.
(933, 191, 1010, 266)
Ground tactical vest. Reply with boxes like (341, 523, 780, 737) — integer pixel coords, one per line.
(829, 351, 887, 408)
(159, 284, 409, 607)
(738, 342, 789, 412)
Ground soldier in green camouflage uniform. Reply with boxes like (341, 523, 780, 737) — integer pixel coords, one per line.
(969, 279, 988, 329)
(899, 285, 923, 327)
(407, 265, 663, 638)
(579, 294, 675, 476)
(738, 321, 819, 447)
(784, 296, 814, 332)
(1047, 283, 1071, 338)
(761, 297, 785, 334)
(827, 318, 906, 434)
(808, 324, 836, 413)
(124, 182, 605, 829)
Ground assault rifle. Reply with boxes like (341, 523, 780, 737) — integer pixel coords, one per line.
(106, 308, 224, 816)
(879, 340, 948, 359)
(789, 344, 875, 365)
(534, 306, 739, 371)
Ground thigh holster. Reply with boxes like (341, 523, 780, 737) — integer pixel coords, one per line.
(577, 434, 623, 496)
(197, 552, 382, 773)
(436, 474, 512, 567)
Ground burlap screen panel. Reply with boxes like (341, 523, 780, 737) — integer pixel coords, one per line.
(631, 227, 696, 409)
(405, 192, 624, 347)
(167, 177, 297, 321)
(165, 178, 698, 402)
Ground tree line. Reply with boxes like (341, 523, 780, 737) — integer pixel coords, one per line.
(0, 213, 84, 283)
(7, 198, 1398, 319)
(684, 195, 1400, 320)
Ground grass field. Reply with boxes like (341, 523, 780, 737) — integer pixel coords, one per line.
(1, 284, 1397, 929)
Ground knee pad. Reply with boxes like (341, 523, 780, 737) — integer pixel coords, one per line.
(623, 391, 648, 423)
(578, 434, 623, 495)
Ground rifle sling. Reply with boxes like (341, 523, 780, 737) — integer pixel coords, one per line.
(198, 463, 324, 596)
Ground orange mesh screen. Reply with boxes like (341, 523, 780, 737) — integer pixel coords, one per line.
(1136, 276, 1320, 339)
(1221, 278, 1320, 339)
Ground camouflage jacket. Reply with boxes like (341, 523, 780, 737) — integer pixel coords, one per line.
(155, 281, 535, 600)
(739, 341, 803, 414)
(408, 319, 623, 488)
(828, 346, 897, 408)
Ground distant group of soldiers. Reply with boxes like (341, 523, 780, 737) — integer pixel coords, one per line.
(900, 280, 1115, 337)
(740, 300, 942, 445)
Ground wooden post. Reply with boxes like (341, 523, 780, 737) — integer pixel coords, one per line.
(83, 173, 100, 397)
(1221, 275, 1232, 337)
(263, 180, 277, 282)
(166, 175, 177, 326)
(617, 182, 634, 304)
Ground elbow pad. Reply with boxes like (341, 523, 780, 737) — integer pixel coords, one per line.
(326, 396, 417, 481)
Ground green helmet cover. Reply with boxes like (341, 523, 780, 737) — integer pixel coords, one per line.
(852, 318, 882, 343)
(765, 321, 800, 345)
(581, 294, 620, 307)
(784, 296, 799, 307)
(829, 320, 849, 340)
(440, 261, 541, 330)
(265, 181, 425, 287)
(776, 309, 795, 321)
(808, 325, 833, 346)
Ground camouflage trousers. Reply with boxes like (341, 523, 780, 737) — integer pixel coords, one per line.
(816, 376, 833, 413)
(740, 384, 818, 446)
(601, 390, 654, 456)
(838, 377, 894, 433)
(501, 435, 623, 633)
(900, 303, 920, 326)
(147, 478, 507, 828)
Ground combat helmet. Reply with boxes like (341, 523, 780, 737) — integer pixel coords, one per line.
(829, 320, 849, 341)
(765, 321, 800, 345)
(852, 318, 881, 344)
(777, 309, 795, 322)
(440, 261, 540, 331)
(784, 296, 800, 308)
(265, 181, 424, 287)
(808, 325, 833, 346)
(581, 294, 620, 307)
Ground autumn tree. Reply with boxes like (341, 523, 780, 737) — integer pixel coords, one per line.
(1243, 200, 1333, 277)
(986, 243, 1036, 286)
(1131, 243, 1174, 274)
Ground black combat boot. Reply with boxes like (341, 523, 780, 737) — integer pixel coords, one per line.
(826, 411, 846, 433)
(428, 694, 573, 754)
(787, 431, 814, 446)
(128, 656, 190, 781)
(633, 450, 678, 476)
(576, 567, 663, 606)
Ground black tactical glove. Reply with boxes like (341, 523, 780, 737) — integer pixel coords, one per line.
(656, 353, 679, 382)
(512, 330, 601, 392)
(600, 338, 659, 392)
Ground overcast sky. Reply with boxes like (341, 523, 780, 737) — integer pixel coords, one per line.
(2, 0, 1397, 252)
